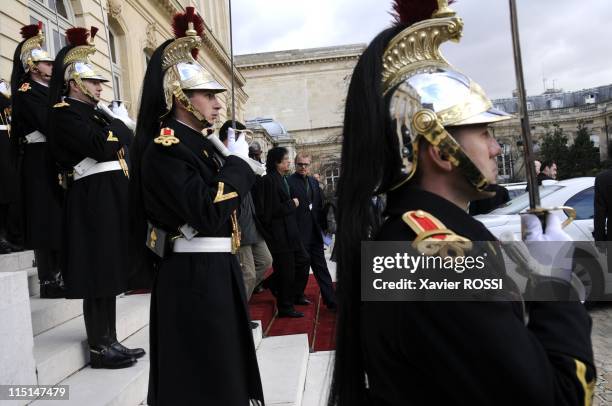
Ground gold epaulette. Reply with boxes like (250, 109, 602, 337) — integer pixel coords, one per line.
(402, 210, 471, 256)
(53, 101, 70, 108)
(154, 127, 180, 147)
(18, 82, 31, 92)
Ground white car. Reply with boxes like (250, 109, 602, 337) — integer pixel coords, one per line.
(500, 182, 527, 200)
(476, 177, 612, 301)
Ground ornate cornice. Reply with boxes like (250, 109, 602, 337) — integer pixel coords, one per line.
(237, 54, 361, 71)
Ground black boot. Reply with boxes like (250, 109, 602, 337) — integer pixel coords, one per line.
(106, 297, 146, 359)
(89, 345, 136, 369)
(4, 239, 23, 252)
(39, 279, 66, 299)
(110, 341, 146, 359)
(0, 238, 11, 254)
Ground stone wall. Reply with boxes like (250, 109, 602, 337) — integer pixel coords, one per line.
(237, 44, 364, 194)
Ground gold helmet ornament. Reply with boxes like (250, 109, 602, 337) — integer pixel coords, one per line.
(62, 27, 108, 102)
(385, 0, 512, 192)
(19, 22, 54, 72)
(161, 7, 226, 125)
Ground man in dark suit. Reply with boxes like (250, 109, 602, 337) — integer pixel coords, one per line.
(288, 153, 336, 309)
(594, 168, 612, 241)
(260, 147, 310, 317)
(538, 160, 557, 182)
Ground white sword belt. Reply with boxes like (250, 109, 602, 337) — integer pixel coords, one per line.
(24, 130, 46, 143)
(173, 237, 232, 253)
(73, 158, 122, 181)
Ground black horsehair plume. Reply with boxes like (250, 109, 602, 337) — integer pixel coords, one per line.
(391, 0, 456, 26)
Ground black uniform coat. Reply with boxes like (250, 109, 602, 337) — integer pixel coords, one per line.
(260, 170, 301, 253)
(288, 172, 325, 246)
(594, 169, 612, 241)
(11, 80, 62, 249)
(140, 119, 263, 406)
(0, 93, 18, 204)
(362, 185, 595, 405)
(49, 98, 132, 298)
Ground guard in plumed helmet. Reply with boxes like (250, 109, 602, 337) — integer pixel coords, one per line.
(10, 22, 64, 297)
(47, 26, 144, 369)
(0, 79, 22, 254)
(330, 1, 595, 405)
(128, 7, 263, 405)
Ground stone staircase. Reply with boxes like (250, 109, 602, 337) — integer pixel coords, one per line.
(0, 251, 333, 406)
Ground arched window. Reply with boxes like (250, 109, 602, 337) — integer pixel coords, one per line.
(29, 0, 75, 57)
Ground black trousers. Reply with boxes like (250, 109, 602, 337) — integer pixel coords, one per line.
(307, 242, 336, 306)
(34, 249, 62, 282)
(83, 296, 117, 348)
(270, 245, 310, 311)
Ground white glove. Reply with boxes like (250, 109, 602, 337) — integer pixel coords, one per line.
(227, 128, 249, 157)
(500, 212, 584, 301)
(206, 131, 265, 176)
(97, 102, 117, 121)
(110, 102, 137, 132)
(98, 102, 136, 132)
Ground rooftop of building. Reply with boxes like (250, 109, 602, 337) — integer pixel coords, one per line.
(246, 117, 291, 139)
(492, 84, 612, 113)
(235, 43, 366, 68)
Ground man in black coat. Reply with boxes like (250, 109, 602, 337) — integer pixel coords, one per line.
(10, 23, 64, 296)
(594, 168, 612, 241)
(288, 153, 336, 309)
(131, 9, 264, 404)
(260, 147, 310, 318)
(49, 26, 143, 369)
(0, 80, 21, 254)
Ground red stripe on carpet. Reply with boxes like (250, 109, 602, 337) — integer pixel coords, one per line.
(248, 274, 337, 351)
(248, 289, 276, 332)
(266, 275, 320, 341)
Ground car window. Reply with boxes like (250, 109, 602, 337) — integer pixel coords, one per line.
(490, 185, 563, 215)
(564, 186, 594, 220)
(508, 189, 526, 200)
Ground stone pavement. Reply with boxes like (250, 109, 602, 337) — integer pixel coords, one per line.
(591, 303, 612, 405)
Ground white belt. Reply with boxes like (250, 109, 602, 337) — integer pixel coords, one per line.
(25, 130, 46, 143)
(173, 237, 232, 253)
(0, 125, 8, 131)
(73, 161, 122, 181)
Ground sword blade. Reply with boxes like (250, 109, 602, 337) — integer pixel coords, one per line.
(509, 0, 539, 209)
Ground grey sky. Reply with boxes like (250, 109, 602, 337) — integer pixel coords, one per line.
(232, 0, 612, 99)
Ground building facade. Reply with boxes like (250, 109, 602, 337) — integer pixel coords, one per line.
(0, 0, 246, 121)
(236, 44, 364, 196)
(491, 85, 612, 181)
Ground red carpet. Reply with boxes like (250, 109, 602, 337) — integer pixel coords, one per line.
(248, 274, 336, 351)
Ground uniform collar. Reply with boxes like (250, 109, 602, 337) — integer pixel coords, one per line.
(385, 184, 496, 241)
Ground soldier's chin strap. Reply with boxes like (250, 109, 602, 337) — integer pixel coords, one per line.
(412, 109, 494, 197)
(71, 76, 100, 103)
(173, 87, 215, 129)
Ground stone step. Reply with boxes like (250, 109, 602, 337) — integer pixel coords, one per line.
(0, 271, 37, 404)
(33, 294, 150, 386)
(253, 320, 263, 349)
(30, 297, 83, 336)
(28, 321, 264, 406)
(29, 326, 150, 406)
(26, 268, 40, 297)
(257, 334, 310, 406)
(0, 251, 35, 273)
(302, 351, 334, 406)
